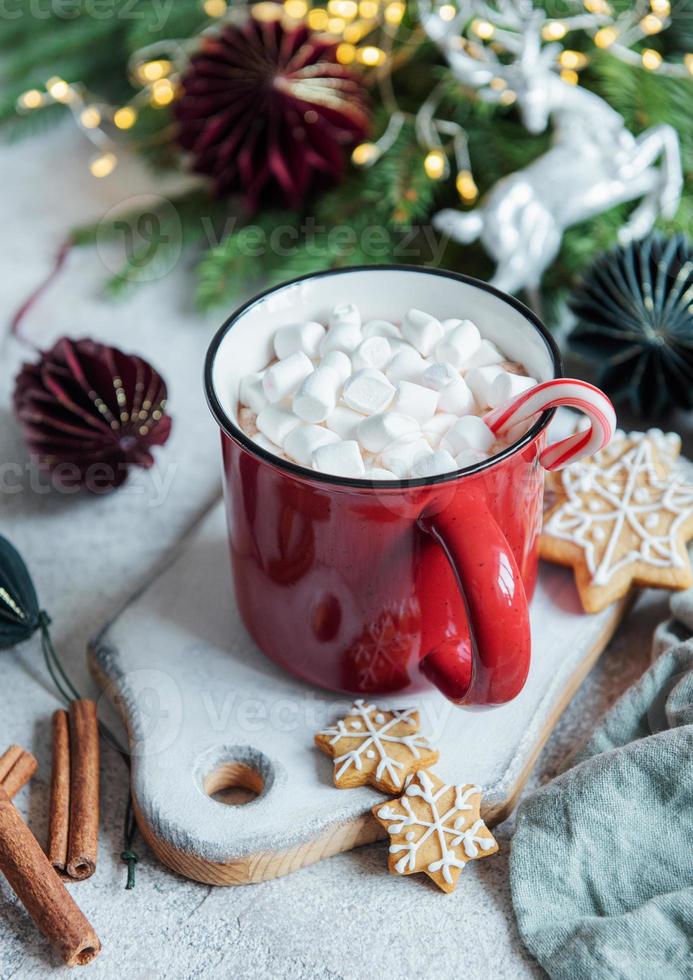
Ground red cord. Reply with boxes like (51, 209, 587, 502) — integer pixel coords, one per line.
(9, 238, 73, 350)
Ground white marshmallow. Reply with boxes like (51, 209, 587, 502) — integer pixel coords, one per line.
(465, 365, 505, 408)
(401, 308, 443, 357)
(256, 404, 302, 446)
(293, 366, 341, 422)
(434, 319, 481, 369)
(442, 317, 464, 333)
(488, 371, 537, 408)
(329, 302, 361, 331)
(326, 405, 363, 440)
(343, 369, 395, 415)
(320, 321, 362, 355)
(410, 449, 457, 479)
(379, 434, 432, 478)
(262, 351, 313, 403)
(437, 377, 476, 415)
(313, 440, 365, 477)
(464, 339, 505, 369)
(274, 321, 325, 360)
(284, 424, 340, 466)
(352, 336, 391, 372)
(356, 412, 420, 453)
(252, 432, 284, 457)
(365, 466, 399, 480)
(392, 381, 439, 422)
(320, 349, 352, 384)
(239, 371, 268, 414)
(443, 415, 495, 456)
(421, 413, 457, 447)
(455, 448, 488, 468)
(386, 347, 429, 385)
(420, 362, 459, 391)
(362, 319, 401, 340)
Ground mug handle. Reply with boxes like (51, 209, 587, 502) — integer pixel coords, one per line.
(417, 487, 530, 706)
(417, 379, 617, 705)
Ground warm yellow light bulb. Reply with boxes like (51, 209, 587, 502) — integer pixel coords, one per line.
(307, 8, 329, 28)
(328, 0, 358, 17)
(139, 59, 171, 83)
(456, 169, 478, 202)
(594, 26, 617, 48)
(47, 77, 70, 102)
(113, 106, 137, 129)
(359, 0, 378, 17)
(90, 152, 117, 178)
(641, 47, 662, 70)
(151, 78, 176, 106)
(584, 0, 611, 12)
(384, 2, 405, 26)
(685, 53, 693, 75)
(284, 0, 307, 17)
(252, 1, 283, 21)
(640, 14, 663, 35)
(80, 106, 101, 129)
(542, 21, 566, 41)
(327, 16, 346, 32)
(650, 0, 670, 14)
(559, 50, 588, 69)
(499, 89, 517, 105)
(203, 0, 227, 15)
(424, 149, 447, 180)
(471, 18, 494, 40)
(336, 42, 356, 63)
(344, 21, 367, 42)
(352, 142, 380, 166)
(358, 45, 386, 65)
(439, 4, 456, 21)
(560, 68, 579, 85)
(489, 76, 507, 90)
(18, 89, 44, 110)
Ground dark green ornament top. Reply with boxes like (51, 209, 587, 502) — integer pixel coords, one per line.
(568, 233, 693, 418)
(0, 534, 42, 649)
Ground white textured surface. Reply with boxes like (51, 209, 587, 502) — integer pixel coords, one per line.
(0, 123, 690, 979)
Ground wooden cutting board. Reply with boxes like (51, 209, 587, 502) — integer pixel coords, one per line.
(89, 499, 632, 886)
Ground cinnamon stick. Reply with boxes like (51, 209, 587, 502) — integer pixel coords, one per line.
(0, 745, 37, 799)
(47, 710, 70, 874)
(0, 785, 101, 966)
(66, 700, 99, 880)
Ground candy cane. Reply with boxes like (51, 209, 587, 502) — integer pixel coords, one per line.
(484, 379, 616, 471)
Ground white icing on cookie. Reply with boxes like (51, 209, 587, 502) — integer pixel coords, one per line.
(544, 436, 693, 587)
(318, 700, 434, 789)
(378, 771, 492, 885)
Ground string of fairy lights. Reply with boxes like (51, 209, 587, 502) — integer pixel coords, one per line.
(14, 0, 693, 202)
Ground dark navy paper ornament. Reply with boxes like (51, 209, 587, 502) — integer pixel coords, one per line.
(568, 233, 693, 418)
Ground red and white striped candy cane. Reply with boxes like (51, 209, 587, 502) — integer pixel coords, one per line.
(484, 379, 616, 471)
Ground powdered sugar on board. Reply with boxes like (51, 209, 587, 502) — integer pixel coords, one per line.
(88, 471, 663, 882)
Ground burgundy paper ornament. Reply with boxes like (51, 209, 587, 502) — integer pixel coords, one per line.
(13, 337, 172, 493)
(174, 15, 370, 211)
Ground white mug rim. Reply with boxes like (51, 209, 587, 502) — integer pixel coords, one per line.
(204, 264, 562, 491)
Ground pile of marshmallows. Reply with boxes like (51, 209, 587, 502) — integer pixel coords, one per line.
(238, 304, 538, 480)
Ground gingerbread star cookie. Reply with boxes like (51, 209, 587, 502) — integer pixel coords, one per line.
(315, 699, 438, 793)
(372, 770, 498, 893)
(541, 429, 693, 613)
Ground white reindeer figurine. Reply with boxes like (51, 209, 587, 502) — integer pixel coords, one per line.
(421, 0, 683, 296)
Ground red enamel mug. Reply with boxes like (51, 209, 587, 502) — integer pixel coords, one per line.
(205, 266, 564, 706)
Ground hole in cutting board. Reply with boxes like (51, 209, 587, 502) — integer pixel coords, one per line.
(204, 761, 264, 806)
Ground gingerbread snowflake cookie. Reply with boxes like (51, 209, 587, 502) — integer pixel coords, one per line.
(315, 699, 438, 793)
(372, 770, 498, 893)
(541, 429, 693, 613)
